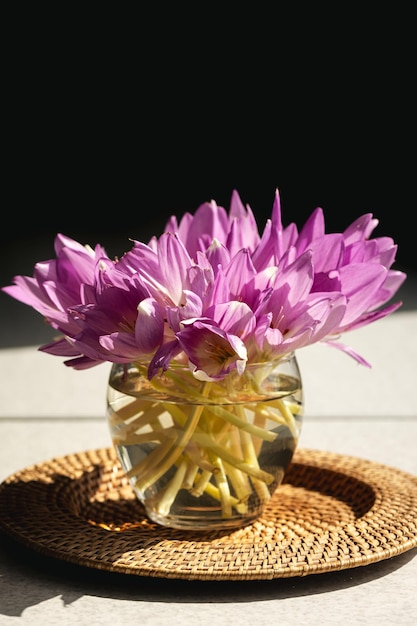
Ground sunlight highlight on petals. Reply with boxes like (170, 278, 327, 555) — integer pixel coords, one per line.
(2, 188, 406, 378)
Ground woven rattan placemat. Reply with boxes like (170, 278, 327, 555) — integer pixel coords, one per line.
(0, 447, 416, 581)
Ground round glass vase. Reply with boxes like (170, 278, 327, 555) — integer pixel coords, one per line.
(106, 354, 304, 531)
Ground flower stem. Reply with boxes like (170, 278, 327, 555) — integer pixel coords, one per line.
(109, 360, 302, 523)
(155, 459, 189, 517)
(134, 382, 211, 492)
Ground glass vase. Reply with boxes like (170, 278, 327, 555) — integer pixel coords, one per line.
(106, 354, 303, 531)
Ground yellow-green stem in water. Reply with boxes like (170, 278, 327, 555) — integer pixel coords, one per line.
(134, 382, 211, 492)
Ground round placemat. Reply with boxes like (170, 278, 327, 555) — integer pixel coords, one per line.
(0, 447, 416, 581)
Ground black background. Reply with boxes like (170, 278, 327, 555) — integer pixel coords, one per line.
(3, 10, 415, 279)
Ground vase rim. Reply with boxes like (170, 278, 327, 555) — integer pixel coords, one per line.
(245, 353, 296, 370)
(127, 352, 297, 374)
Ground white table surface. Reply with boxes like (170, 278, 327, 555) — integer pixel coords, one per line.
(0, 275, 416, 625)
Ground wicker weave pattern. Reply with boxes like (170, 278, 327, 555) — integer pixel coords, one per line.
(0, 447, 416, 580)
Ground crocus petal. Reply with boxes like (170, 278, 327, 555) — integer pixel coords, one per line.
(338, 264, 388, 325)
(135, 298, 165, 352)
(371, 270, 407, 309)
(100, 332, 144, 362)
(165, 290, 203, 332)
(226, 190, 260, 254)
(269, 250, 314, 310)
(337, 300, 403, 333)
(148, 339, 184, 379)
(207, 301, 256, 340)
(295, 207, 325, 253)
(224, 248, 257, 301)
(343, 214, 379, 244)
(156, 232, 194, 305)
(177, 320, 248, 380)
(63, 355, 106, 370)
(39, 336, 80, 356)
(324, 339, 372, 367)
(178, 200, 229, 259)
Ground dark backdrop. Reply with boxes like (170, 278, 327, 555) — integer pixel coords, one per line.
(2, 10, 415, 349)
(3, 11, 415, 282)
(4, 115, 414, 270)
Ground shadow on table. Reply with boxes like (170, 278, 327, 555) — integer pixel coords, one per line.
(0, 532, 416, 617)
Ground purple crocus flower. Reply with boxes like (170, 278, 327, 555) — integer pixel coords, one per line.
(2, 189, 406, 379)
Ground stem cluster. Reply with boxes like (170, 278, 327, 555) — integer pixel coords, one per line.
(108, 363, 302, 520)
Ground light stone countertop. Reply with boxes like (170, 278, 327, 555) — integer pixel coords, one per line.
(0, 277, 416, 625)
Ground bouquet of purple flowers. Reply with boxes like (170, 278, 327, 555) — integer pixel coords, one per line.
(3, 189, 406, 381)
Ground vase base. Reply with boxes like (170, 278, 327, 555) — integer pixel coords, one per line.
(145, 508, 261, 531)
